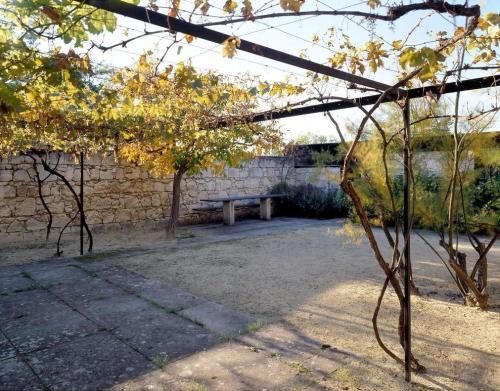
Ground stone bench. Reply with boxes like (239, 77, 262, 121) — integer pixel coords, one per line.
(199, 194, 286, 225)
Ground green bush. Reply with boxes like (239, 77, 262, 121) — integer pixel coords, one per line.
(270, 182, 350, 218)
(467, 167, 500, 231)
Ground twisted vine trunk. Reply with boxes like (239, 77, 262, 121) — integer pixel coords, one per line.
(166, 167, 187, 237)
(37, 153, 93, 254)
(28, 155, 53, 241)
(381, 220, 420, 296)
(439, 234, 497, 309)
(341, 180, 425, 373)
(476, 242, 487, 293)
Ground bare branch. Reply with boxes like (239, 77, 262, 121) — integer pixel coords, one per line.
(199, 2, 479, 27)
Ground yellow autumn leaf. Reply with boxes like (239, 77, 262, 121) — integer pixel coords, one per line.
(367, 0, 381, 9)
(279, 0, 304, 12)
(392, 40, 403, 50)
(223, 0, 238, 14)
(222, 36, 241, 58)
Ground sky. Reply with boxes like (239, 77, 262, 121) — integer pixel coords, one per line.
(82, 0, 499, 141)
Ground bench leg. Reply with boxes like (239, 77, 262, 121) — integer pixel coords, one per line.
(260, 198, 272, 220)
(223, 200, 235, 225)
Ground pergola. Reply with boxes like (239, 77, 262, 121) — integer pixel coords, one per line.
(75, 0, 499, 382)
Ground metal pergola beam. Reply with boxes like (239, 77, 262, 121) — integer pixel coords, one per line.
(248, 74, 500, 123)
(78, 0, 393, 91)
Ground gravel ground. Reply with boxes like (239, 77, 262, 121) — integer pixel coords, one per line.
(3, 218, 499, 390)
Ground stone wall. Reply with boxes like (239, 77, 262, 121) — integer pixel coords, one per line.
(0, 153, 293, 243)
(0, 150, 460, 244)
(286, 166, 341, 189)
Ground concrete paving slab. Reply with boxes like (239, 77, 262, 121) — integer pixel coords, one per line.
(0, 264, 22, 278)
(98, 266, 204, 311)
(180, 301, 254, 337)
(112, 308, 219, 360)
(0, 289, 64, 324)
(132, 283, 205, 312)
(27, 332, 155, 391)
(75, 260, 115, 273)
(111, 324, 351, 391)
(49, 276, 125, 306)
(110, 337, 321, 391)
(0, 356, 45, 391)
(94, 265, 154, 290)
(26, 264, 93, 287)
(0, 273, 37, 295)
(0, 258, 260, 389)
(19, 258, 78, 274)
(0, 333, 17, 361)
(2, 304, 99, 354)
(77, 294, 162, 329)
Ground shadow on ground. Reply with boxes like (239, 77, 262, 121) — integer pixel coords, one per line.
(1, 218, 498, 390)
(0, 259, 254, 390)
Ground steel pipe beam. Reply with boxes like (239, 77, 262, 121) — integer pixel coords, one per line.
(77, 0, 393, 91)
(247, 74, 500, 123)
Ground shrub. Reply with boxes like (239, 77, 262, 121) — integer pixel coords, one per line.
(270, 182, 350, 218)
(467, 166, 500, 232)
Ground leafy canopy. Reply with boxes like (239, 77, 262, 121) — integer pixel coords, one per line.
(115, 57, 283, 176)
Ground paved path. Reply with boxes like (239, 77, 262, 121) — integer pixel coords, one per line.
(111, 323, 357, 391)
(74, 218, 337, 263)
(0, 258, 254, 390)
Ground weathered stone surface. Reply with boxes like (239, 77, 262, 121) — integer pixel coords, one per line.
(27, 265, 93, 287)
(13, 198, 36, 216)
(7, 219, 26, 233)
(75, 259, 115, 272)
(0, 259, 259, 390)
(49, 275, 124, 306)
(77, 293, 156, 328)
(0, 356, 45, 390)
(27, 332, 155, 391)
(1, 153, 298, 243)
(180, 301, 254, 337)
(113, 308, 219, 360)
(0, 184, 16, 198)
(13, 169, 31, 182)
(0, 273, 37, 295)
(97, 266, 204, 311)
(0, 167, 13, 181)
(114, 321, 353, 391)
(0, 203, 11, 217)
(0, 333, 17, 360)
(0, 264, 22, 278)
(2, 303, 99, 353)
(20, 258, 77, 273)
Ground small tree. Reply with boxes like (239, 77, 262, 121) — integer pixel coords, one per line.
(115, 57, 283, 235)
(415, 111, 499, 309)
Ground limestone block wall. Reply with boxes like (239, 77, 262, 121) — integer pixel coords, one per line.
(413, 151, 474, 175)
(0, 153, 293, 243)
(286, 166, 341, 189)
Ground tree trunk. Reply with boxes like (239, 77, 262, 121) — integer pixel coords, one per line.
(166, 169, 185, 237)
(476, 242, 487, 293)
(381, 220, 420, 296)
(456, 251, 468, 294)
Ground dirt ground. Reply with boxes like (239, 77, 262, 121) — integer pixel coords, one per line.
(2, 218, 499, 390)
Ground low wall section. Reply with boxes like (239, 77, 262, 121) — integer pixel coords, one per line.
(0, 153, 295, 243)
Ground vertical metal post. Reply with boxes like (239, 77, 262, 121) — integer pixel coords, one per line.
(80, 152, 84, 256)
(403, 100, 412, 382)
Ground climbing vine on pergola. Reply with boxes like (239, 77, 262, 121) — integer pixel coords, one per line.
(1, 0, 499, 383)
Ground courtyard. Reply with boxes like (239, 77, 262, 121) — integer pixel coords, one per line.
(1, 218, 498, 390)
(1, 1, 499, 389)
